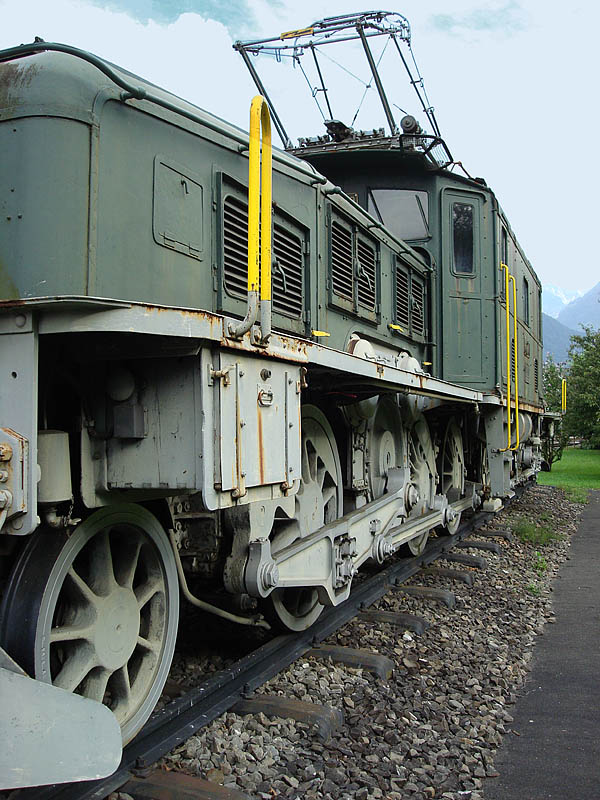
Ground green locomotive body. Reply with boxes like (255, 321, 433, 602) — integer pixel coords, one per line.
(0, 36, 548, 781)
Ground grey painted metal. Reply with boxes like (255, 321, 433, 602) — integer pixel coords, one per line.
(359, 608, 429, 634)
(8, 298, 484, 403)
(0, 313, 37, 536)
(356, 24, 397, 135)
(392, 583, 456, 608)
(231, 695, 343, 742)
(306, 645, 394, 679)
(0, 668, 121, 789)
(0, 644, 26, 675)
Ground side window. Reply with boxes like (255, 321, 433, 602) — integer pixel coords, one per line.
(523, 276, 530, 326)
(368, 189, 429, 241)
(500, 226, 509, 300)
(452, 202, 474, 274)
(501, 226, 508, 266)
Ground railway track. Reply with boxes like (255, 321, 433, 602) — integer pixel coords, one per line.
(13, 489, 528, 800)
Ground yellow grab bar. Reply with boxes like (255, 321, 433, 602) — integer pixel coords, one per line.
(500, 263, 512, 451)
(509, 273, 520, 450)
(228, 96, 273, 341)
(562, 378, 567, 412)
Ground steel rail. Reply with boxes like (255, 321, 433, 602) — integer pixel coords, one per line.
(14, 486, 528, 800)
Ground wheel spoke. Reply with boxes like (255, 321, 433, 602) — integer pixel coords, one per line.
(66, 567, 100, 610)
(110, 665, 132, 717)
(54, 647, 97, 692)
(135, 576, 163, 610)
(137, 635, 160, 653)
(117, 534, 144, 589)
(84, 668, 111, 703)
(89, 528, 117, 594)
(322, 485, 336, 507)
(50, 623, 95, 643)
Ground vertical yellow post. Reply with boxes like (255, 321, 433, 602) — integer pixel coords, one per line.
(258, 99, 272, 342)
(500, 264, 512, 451)
(227, 96, 273, 341)
(562, 378, 567, 412)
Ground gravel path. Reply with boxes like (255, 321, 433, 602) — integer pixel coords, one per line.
(159, 484, 584, 800)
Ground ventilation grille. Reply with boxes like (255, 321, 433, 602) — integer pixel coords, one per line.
(223, 196, 304, 319)
(331, 221, 353, 301)
(357, 238, 376, 310)
(534, 358, 539, 392)
(511, 339, 516, 378)
(412, 278, 425, 337)
(223, 195, 249, 297)
(396, 267, 410, 328)
(272, 224, 303, 318)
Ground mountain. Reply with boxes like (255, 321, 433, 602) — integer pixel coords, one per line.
(542, 313, 577, 363)
(542, 284, 584, 318)
(557, 282, 600, 330)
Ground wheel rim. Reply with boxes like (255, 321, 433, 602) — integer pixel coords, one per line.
(267, 405, 343, 631)
(439, 420, 465, 534)
(0, 505, 179, 743)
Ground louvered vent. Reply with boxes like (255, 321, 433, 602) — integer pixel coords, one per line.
(357, 238, 376, 310)
(511, 339, 516, 378)
(331, 221, 353, 301)
(395, 266, 410, 328)
(223, 195, 249, 298)
(534, 358, 539, 392)
(273, 224, 303, 318)
(224, 196, 304, 319)
(412, 278, 425, 336)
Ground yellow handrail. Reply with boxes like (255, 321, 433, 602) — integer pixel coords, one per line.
(228, 95, 273, 341)
(562, 378, 567, 412)
(509, 274, 520, 450)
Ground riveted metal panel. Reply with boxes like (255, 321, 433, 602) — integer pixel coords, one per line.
(217, 353, 301, 496)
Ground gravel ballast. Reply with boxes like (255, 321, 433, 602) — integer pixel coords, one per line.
(159, 484, 584, 800)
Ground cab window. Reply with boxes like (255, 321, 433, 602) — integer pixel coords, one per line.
(452, 202, 474, 274)
(368, 189, 429, 241)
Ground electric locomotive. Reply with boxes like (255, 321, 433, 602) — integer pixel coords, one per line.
(0, 12, 547, 786)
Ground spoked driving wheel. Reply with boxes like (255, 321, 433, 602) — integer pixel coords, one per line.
(0, 504, 179, 743)
(266, 405, 343, 632)
(403, 414, 436, 556)
(439, 419, 465, 534)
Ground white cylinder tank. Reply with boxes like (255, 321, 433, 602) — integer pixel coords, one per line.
(37, 430, 72, 506)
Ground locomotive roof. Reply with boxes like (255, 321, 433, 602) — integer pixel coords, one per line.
(0, 45, 320, 181)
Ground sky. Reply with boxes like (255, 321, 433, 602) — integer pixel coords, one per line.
(1, 0, 598, 295)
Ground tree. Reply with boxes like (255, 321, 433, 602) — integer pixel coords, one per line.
(542, 356, 568, 468)
(565, 326, 600, 448)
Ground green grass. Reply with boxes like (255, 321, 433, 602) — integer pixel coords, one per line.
(526, 582, 542, 596)
(537, 448, 600, 497)
(512, 519, 561, 546)
(533, 551, 548, 575)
